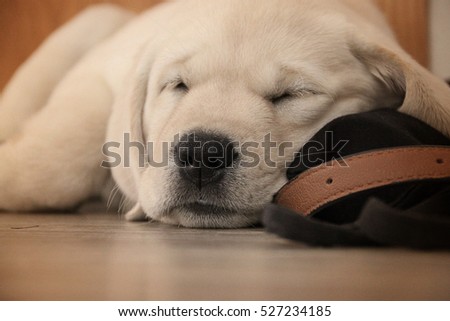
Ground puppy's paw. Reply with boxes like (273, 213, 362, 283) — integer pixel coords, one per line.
(125, 203, 147, 221)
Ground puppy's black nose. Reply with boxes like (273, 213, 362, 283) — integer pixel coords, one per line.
(174, 132, 238, 189)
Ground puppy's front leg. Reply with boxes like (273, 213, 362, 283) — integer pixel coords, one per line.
(0, 70, 112, 212)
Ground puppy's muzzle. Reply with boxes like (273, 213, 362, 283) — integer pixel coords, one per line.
(174, 131, 238, 190)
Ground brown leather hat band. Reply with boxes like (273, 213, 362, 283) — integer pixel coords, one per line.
(275, 146, 450, 216)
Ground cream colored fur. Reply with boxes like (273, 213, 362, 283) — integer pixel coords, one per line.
(1, 0, 449, 227)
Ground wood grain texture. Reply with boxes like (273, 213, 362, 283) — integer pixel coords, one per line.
(0, 206, 449, 300)
(0, 0, 429, 90)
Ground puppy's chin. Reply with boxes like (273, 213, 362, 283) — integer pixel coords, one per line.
(154, 206, 262, 228)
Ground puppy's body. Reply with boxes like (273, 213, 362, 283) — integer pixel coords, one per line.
(1, 0, 449, 227)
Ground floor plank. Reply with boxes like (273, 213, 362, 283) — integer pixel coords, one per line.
(1, 204, 449, 300)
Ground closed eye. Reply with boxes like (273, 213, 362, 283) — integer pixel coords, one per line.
(161, 77, 189, 94)
(269, 92, 293, 104)
(174, 81, 189, 92)
(268, 88, 319, 105)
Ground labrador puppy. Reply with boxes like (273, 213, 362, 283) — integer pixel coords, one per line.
(1, 0, 449, 228)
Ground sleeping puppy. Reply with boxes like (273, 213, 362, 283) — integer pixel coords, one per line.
(1, 0, 449, 227)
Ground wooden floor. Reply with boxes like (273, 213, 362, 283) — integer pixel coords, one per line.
(1, 203, 449, 301)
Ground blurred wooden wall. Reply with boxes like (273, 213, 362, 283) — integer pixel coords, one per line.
(376, 0, 429, 66)
(0, 0, 428, 90)
(0, 0, 162, 90)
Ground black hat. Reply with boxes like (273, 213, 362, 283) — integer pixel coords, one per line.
(263, 109, 450, 249)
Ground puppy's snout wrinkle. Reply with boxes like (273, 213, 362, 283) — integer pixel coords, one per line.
(174, 131, 238, 189)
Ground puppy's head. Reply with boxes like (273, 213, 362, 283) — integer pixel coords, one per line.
(112, 0, 450, 228)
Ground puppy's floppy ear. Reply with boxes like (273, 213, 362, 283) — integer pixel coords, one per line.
(121, 48, 155, 221)
(122, 69, 149, 221)
(129, 69, 149, 170)
(349, 33, 450, 137)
